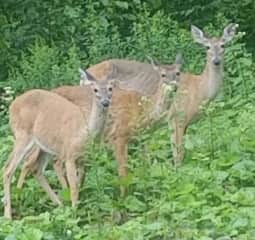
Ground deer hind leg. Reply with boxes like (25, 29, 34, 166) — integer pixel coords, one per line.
(65, 160, 79, 207)
(17, 146, 41, 189)
(52, 157, 83, 190)
(18, 148, 66, 201)
(53, 159, 68, 188)
(3, 136, 34, 219)
(33, 154, 62, 205)
(77, 157, 86, 188)
(113, 137, 128, 197)
(171, 118, 186, 167)
(78, 167, 85, 188)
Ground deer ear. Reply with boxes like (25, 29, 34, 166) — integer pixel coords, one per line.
(79, 68, 96, 86)
(105, 63, 117, 81)
(191, 25, 209, 46)
(175, 53, 183, 66)
(103, 64, 119, 87)
(147, 56, 159, 71)
(222, 23, 238, 43)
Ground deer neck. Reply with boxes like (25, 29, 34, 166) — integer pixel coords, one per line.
(88, 97, 108, 138)
(202, 54, 224, 100)
(150, 81, 172, 121)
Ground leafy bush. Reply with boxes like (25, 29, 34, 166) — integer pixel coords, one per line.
(7, 41, 81, 93)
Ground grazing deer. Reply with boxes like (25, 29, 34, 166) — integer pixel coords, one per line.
(3, 70, 117, 219)
(87, 57, 182, 96)
(16, 55, 183, 197)
(169, 23, 238, 166)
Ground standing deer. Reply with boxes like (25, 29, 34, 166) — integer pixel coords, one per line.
(3, 70, 117, 219)
(169, 23, 238, 166)
(16, 55, 183, 199)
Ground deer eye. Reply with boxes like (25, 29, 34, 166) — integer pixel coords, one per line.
(108, 87, 112, 92)
(206, 46, 210, 50)
(176, 72, 180, 76)
(220, 44, 225, 48)
(161, 73, 166, 78)
(94, 88, 98, 93)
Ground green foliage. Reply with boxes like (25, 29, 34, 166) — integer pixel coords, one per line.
(1, 0, 254, 81)
(0, 86, 14, 125)
(8, 41, 81, 93)
(1, 101, 255, 239)
(0, 1, 255, 240)
(159, 0, 255, 54)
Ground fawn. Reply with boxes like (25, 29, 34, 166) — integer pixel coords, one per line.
(3, 69, 117, 219)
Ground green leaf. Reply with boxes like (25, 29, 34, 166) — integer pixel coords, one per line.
(59, 188, 70, 202)
(101, 0, 109, 6)
(172, 183, 195, 196)
(5, 235, 16, 240)
(145, 221, 163, 231)
(124, 196, 146, 212)
(198, 237, 213, 240)
(216, 154, 240, 168)
(115, 1, 129, 9)
(232, 217, 249, 229)
(20, 228, 43, 240)
(231, 188, 255, 206)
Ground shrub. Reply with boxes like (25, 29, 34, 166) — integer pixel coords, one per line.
(7, 40, 81, 93)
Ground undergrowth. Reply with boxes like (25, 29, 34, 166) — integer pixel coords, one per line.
(1, 98, 255, 239)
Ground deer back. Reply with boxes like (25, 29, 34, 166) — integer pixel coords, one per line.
(87, 59, 162, 96)
(53, 85, 153, 142)
(53, 86, 93, 115)
(25, 90, 86, 157)
(9, 89, 47, 138)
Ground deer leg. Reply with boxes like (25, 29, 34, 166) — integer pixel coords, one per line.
(65, 160, 79, 207)
(77, 157, 86, 187)
(78, 168, 85, 187)
(33, 155, 62, 205)
(3, 136, 34, 219)
(19, 150, 63, 204)
(53, 159, 68, 189)
(113, 138, 128, 197)
(17, 146, 41, 188)
(171, 118, 186, 167)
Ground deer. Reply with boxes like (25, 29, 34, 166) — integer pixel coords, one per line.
(85, 57, 182, 96)
(169, 23, 238, 166)
(3, 69, 117, 219)
(15, 55, 183, 200)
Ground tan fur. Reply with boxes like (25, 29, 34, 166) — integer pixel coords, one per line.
(169, 24, 238, 166)
(87, 59, 164, 96)
(52, 84, 174, 195)
(3, 72, 115, 219)
(56, 61, 181, 194)
(15, 59, 181, 201)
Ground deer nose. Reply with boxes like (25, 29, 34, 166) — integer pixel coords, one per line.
(101, 99, 110, 108)
(213, 58, 221, 66)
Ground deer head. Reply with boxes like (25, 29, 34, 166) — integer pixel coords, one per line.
(149, 53, 183, 86)
(191, 23, 238, 66)
(79, 68, 117, 108)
